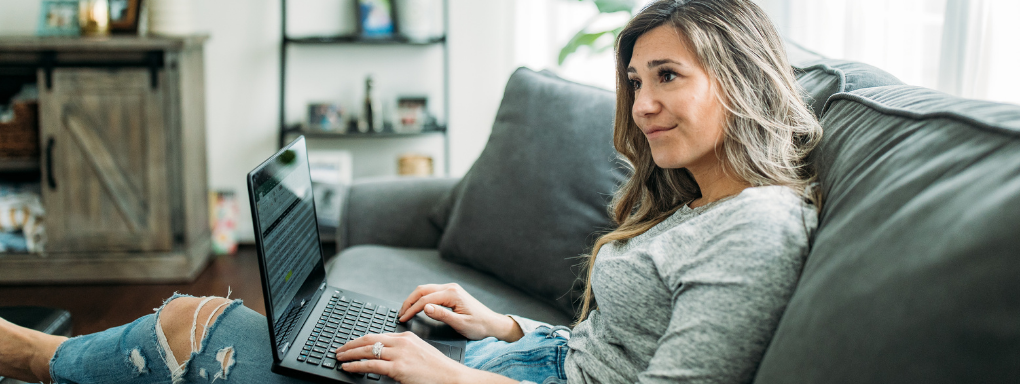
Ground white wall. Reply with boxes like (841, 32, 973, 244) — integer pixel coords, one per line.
(447, 0, 516, 176)
(0, 0, 39, 34)
(0, 0, 516, 242)
(192, 1, 283, 243)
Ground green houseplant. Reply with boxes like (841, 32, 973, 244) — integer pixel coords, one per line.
(558, 0, 637, 65)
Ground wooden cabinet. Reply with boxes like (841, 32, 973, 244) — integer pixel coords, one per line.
(0, 36, 211, 283)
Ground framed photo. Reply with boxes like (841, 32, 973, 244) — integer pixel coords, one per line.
(357, 0, 395, 38)
(396, 96, 428, 132)
(307, 102, 344, 132)
(37, 0, 80, 36)
(109, 0, 143, 34)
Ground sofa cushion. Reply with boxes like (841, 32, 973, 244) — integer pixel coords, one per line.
(326, 245, 573, 326)
(793, 59, 903, 118)
(339, 177, 459, 250)
(784, 39, 825, 66)
(754, 86, 1020, 383)
(429, 67, 626, 317)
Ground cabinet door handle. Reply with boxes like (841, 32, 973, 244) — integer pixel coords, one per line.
(46, 137, 57, 190)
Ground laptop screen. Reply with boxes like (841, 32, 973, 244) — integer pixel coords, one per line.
(249, 137, 325, 323)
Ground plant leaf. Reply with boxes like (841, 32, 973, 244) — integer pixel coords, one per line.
(559, 30, 612, 65)
(592, 26, 625, 54)
(593, 0, 635, 14)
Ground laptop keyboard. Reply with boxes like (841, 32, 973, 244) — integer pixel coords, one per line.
(298, 291, 399, 380)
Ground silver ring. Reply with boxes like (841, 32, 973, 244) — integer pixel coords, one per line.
(372, 342, 384, 359)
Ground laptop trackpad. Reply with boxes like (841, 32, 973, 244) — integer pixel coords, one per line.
(428, 341, 452, 356)
(406, 314, 464, 340)
(425, 340, 464, 361)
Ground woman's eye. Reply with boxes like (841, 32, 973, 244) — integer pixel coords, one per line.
(629, 79, 641, 90)
(661, 72, 677, 82)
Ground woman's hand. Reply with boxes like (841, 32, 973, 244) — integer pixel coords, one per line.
(398, 283, 523, 341)
(336, 332, 517, 384)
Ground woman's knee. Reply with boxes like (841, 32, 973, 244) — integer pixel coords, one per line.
(158, 296, 233, 367)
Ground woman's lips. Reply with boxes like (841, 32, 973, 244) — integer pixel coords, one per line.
(644, 125, 675, 139)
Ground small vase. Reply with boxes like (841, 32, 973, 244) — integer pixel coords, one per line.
(147, 0, 197, 36)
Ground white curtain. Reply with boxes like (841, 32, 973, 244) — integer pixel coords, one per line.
(768, 0, 1020, 105)
(514, 0, 1019, 106)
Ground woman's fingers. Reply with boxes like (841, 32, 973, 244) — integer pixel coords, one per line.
(340, 358, 393, 376)
(335, 336, 372, 353)
(398, 284, 444, 318)
(397, 286, 426, 318)
(336, 333, 395, 354)
(398, 289, 461, 323)
(335, 344, 380, 361)
(423, 303, 455, 322)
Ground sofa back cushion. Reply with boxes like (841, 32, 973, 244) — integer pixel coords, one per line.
(430, 68, 626, 317)
(784, 39, 825, 66)
(754, 86, 1020, 383)
(794, 59, 903, 118)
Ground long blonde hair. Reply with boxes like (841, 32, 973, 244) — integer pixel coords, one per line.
(575, 0, 823, 324)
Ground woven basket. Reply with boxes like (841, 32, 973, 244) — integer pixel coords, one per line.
(0, 101, 40, 158)
(398, 154, 433, 176)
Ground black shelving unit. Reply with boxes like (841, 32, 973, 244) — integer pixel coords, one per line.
(278, 0, 450, 175)
(285, 36, 446, 45)
(284, 127, 447, 140)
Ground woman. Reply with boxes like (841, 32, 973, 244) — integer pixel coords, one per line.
(0, 0, 821, 383)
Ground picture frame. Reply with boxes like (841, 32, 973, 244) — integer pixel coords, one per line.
(37, 0, 80, 36)
(109, 0, 143, 34)
(357, 0, 396, 38)
(306, 102, 345, 132)
(396, 96, 428, 132)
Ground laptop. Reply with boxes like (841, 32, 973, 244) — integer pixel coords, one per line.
(247, 136, 467, 383)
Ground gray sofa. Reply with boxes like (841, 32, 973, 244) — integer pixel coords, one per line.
(324, 44, 1020, 382)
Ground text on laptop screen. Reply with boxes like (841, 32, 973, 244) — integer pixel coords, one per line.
(252, 148, 320, 321)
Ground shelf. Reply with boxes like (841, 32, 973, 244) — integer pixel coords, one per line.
(284, 35, 445, 46)
(0, 35, 209, 52)
(285, 128, 446, 139)
(0, 158, 40, 173)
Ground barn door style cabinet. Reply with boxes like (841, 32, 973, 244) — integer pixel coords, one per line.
(0, 36, 211, 283)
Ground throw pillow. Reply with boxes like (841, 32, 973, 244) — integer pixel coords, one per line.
(784, 38, 825, 67)
(429, 67, 626, 318)
(794, 59, 903, 118)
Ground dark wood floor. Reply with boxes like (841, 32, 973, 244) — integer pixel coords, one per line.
(0, 244, 333, 336)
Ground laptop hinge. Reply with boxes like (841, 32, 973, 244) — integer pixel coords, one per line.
(319, 282, 326, 290)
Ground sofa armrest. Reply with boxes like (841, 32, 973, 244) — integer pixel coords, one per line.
(337, 176, 459, 251)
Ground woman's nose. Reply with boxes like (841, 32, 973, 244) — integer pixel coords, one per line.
(632, 89, 659, 118)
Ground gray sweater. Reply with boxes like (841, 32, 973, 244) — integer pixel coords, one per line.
(562, 185, 816, 384)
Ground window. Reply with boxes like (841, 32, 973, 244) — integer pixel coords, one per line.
(771, 0, 1020, 105)
(513, 0, 1020, 106)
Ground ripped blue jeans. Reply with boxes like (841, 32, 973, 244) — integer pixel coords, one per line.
(463, 324, 571, 384)
(48, 293, 306, 384)
(48, 294, 569, 384)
